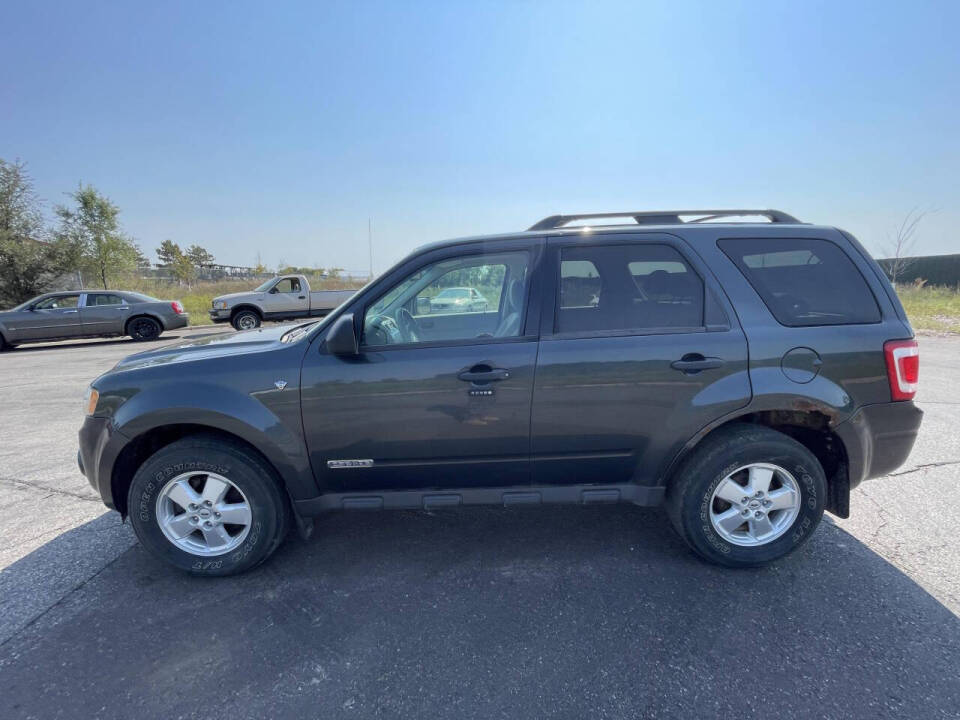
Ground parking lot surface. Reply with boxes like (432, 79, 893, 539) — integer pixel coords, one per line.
(1, 329, 958, 719)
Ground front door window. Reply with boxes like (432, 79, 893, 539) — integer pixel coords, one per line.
(362, 251, 530, 346)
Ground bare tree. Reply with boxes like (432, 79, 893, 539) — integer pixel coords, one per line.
(883, 207, 933, 284)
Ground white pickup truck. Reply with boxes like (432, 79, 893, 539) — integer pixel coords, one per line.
(209, 274, 357, 330)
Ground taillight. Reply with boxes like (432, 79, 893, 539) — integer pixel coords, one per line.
(171, 301, 185, 315)
(884, 339, 919, 401)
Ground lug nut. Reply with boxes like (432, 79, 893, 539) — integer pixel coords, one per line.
(763, 500, 772, 507)
(203, 500, 213, 507)
(741, 509, 749, 516)
(188, 503, 198, 511)
(754, 510, 764, 518)
(214, 512, 221, 518)
(204, 520, 212, 528)
(755, 491, 764, 498)
(741, 497, 749, 504)
(190, 515, 198, 522)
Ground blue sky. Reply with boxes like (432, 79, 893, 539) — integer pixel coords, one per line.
(2, 0, 957, 273)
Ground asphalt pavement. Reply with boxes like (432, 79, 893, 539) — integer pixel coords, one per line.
(1, 328, 958, 719)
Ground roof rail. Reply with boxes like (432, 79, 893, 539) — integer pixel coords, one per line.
(527, 209, 801, 231)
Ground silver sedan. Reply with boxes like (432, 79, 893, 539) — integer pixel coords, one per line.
(0, 290, 189, 349)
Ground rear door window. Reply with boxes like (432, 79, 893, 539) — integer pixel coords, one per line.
(718, 238, 881, 326)
(557, 244, 704, 334)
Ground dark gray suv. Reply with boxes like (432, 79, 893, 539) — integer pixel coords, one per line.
(78, 210, 923, 575)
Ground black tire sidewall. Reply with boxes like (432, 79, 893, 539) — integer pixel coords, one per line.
(677, 429, 826, 567)
(127, 440, 287, 575)
(232, 311, 260, 331)
(129, 317, 161, 341)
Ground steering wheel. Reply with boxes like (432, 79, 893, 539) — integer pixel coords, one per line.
(365, 314, 400, 345)
(395, 308, 420, 343)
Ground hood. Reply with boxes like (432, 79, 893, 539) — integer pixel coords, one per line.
(212, 291, 264, 304)
(111, 324, 298, 372)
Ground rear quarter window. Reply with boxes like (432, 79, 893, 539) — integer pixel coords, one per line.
(718, 238, 881, 327)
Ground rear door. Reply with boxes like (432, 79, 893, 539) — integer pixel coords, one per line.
(80, 293, 128, 334)
(17, 294, 85, 340)
(531, 233, 751, 488)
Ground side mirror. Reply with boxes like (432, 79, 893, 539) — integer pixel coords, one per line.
(326, 314, 359, 356)
(268, 287, 279, 294)
(416, 296, 431, 314)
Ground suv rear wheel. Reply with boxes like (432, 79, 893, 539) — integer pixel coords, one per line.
(665, 424, 826, 567)
(127, 435, 290, 576)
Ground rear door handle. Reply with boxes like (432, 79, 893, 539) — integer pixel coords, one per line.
(671, 355, 725, 373)
(458, 367, 510, 383)
(63, 309, 79, 314)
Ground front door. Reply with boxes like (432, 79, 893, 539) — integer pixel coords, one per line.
(17, 294, 85, 340)
(531, 236, 751, 487)
(300, 240, 543, 493)
(262, 277, 309, 317)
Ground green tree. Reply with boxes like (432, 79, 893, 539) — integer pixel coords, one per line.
(156, 239, 182, 266)
(0, 159, 78, 306)
(55, 185, 138, 290)
(185, 244, 215, 267)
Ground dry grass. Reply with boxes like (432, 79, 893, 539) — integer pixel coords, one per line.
(895, 283, 960, 334)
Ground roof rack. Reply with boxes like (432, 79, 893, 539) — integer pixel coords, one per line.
(527, 209, 801, 231)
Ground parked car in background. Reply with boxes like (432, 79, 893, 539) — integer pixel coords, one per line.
(209, 274, 356, 330)
(79, 209, 922, 576)
(0, 290, 188, 349)
(428, 286, 489, 313)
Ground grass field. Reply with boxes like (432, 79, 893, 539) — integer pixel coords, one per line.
(895, 284, 960, 334)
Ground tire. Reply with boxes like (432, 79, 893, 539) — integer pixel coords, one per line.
(232, 309, 261, 331)
(127, 435, 291, 576)
(0, 333, 7, 351)
(665, 424, 826, 568)
(127, 316, 163, 342)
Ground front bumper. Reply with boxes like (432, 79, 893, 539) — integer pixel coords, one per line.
(78, 415, 127, 510)
(209, 308, 231, 323)
(835, 400, 924, 488)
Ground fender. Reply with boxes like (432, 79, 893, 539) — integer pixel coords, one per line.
(108, 379, 318, 502)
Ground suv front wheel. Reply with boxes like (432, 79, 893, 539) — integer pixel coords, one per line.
(665, 424, 826, 567)
(127, 435, 290, 575)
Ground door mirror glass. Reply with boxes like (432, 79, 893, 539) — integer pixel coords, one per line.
(326, 314, 359, 356)
(416, 296, 431, 314)
(268, 287, 279, 294)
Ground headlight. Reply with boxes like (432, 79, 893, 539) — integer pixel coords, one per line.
(214, 301, 228, 310)
(84, 387, 100, 416)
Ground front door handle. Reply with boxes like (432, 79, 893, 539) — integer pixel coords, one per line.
(298, 295, 306, 299)
(671, 354, 725, 373)
(62, 309, 79, 314)
(458, 367, 510, 383)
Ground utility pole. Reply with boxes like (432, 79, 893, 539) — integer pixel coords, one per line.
(368, 218, 374, 280)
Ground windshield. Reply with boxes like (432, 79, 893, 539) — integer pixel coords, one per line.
(254, 279, 275, 292)
(438, 288, 469, 299)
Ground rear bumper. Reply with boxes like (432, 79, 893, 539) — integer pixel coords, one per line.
(835, 401, 923, 488)
(163, 313, 189, 330)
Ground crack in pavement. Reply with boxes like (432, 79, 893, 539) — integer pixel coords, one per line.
(887, 460, 960, 477)
(0, 543, 133, 652)
(0, 475, 100, 503)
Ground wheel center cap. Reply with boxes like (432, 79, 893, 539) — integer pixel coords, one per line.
(748, 500, 761, 509)
(199, 509, 211, 518)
